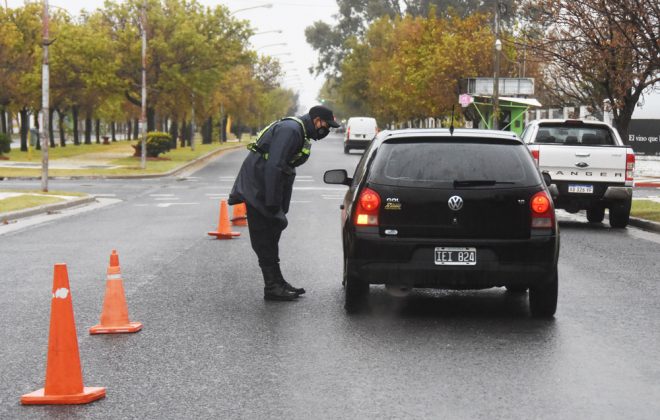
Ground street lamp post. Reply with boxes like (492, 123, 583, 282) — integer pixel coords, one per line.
(231, 3, 272, 15)
(256, 42, 286, 51)
(492, 2, 501, 130)
(493, 38, 502, 130)
(41, 0, 50, 192)
(140, 0, 147, 169)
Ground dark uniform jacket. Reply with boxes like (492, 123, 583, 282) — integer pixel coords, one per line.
(228, 114, 317, 227)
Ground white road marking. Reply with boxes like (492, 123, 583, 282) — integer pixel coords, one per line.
(156, 202, 199, 208)
(154, 197, 180, 201)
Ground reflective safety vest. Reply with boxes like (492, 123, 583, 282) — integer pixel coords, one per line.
(247, 117, 312, 167)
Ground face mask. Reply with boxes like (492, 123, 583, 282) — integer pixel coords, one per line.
(316, 126, 330, 140)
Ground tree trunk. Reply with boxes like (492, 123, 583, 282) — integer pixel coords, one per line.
(180, 120, 187, 147)
(7, 112, 13, 143)
(126, 120, 131, 140)
(95, 119, 101, 144)
(49, 108, 56, 148)
(72, 106, 80, 145)
(19, 108, 29, 152)
(133, 118, 139, 140)
(169, 120, 178, 149)
(0, 108, 6, 134)
(34, 112, 40, 150)
(58, 110, 66, 147)
(147, 107, 155, 132)
(220, 115, 227, 142)
(84, 114, 92, 144)
(111, 121, 116, 141)
(202, 117, 212, 144)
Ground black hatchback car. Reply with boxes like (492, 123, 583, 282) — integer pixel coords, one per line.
(324, 128, 560, 317)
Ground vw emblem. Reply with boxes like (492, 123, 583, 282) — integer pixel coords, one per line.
(448, 196, 463, 211)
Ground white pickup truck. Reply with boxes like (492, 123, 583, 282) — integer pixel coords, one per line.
(521, 119, 635, 228)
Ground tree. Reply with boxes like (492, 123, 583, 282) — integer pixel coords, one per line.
(338, 11, 502, 124)
(521, 0, 660, 139)
(305, 0, 518, 77)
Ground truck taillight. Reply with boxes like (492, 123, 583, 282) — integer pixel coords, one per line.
(626, 152, 635, 181)
(354, 188, 380, 226)
(530, 191, 554, 229)
(531, 149, 540, 166)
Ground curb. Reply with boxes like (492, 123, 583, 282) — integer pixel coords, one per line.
(0, 143, 245, 181)
(628, 216, 660, 233)
(635, 182, 660, 188)
(1, 195, 97, 223)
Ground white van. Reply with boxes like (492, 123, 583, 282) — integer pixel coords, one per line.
(344, 117, 378, 153)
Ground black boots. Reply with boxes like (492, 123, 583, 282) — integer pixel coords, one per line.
(274, 265, 306, 295)
(261, 265, 298, 301)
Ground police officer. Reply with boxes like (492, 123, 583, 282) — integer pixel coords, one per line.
(228, 106, 339, 301)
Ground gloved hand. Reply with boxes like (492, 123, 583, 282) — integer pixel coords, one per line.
(266, 205, 280, 214)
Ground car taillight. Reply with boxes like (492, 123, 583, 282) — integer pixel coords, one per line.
(531, 149, 540, 166)
(530, 191, 554, 229)
(346, 127, 350, 140)
(626, 152, 635, 181)
(354, 187, 380, 226)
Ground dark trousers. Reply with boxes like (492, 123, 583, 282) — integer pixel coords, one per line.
(246, 203, 283, 267)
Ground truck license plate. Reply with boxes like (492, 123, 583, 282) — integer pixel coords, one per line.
(434, 247, 477, 266)
(568, 184, 594, 194)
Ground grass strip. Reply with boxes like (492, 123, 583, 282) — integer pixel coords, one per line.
(0, 140, 246, 178)
(0, 194, 66, 213)
(631, 199, 660, 223)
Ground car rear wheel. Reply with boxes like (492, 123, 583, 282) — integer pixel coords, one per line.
(529, 270, 558, 318)
(344, 258, 368, 312)
(609, 200, 631, 228)
(586, 206, 605, 223)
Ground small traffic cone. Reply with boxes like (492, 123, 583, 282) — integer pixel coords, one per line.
(21, 264, 106, 405)
(89, 250, 143, 335)
(231, 202, 248, 226)
(208, 200, 240, 239)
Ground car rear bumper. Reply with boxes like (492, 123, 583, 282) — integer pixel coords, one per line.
(345, 139, 371, 149)
(552, 182, 631, 209)
(347, 234, 558, 289)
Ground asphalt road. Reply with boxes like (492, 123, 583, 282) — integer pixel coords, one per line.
(1, 132, 659, 419)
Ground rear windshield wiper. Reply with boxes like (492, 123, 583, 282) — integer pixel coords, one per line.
(453, 180, 515, 187)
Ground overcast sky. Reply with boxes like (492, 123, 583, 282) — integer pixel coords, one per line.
(6, 0, 339, 113)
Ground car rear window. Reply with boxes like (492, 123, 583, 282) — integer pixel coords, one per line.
(535, 124, 615, 145)
(369, 139, 540, 188)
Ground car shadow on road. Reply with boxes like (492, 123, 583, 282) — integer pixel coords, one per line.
(354, 287, 553, 321)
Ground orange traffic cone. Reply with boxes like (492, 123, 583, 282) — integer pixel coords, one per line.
(208, 200, 240, 239)
(89, 250, 143, 334)
(231, 202, 248, 226)
(21, 264, 106, 405)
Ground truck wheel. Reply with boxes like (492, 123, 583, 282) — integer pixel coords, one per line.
(609, 200, 631, 229)
(344, 258, 368, 312)
(587, 206, 605, 223)
(529, 270, 558, 318)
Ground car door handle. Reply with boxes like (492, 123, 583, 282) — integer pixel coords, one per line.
(575, 152, 590, 157)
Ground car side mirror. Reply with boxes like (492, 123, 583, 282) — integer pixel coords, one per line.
(542, 171, 552, 187)
(324, 169, 351, 186)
